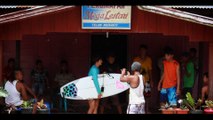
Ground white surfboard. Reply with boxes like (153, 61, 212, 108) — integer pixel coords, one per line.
(60, 73, 129, 100)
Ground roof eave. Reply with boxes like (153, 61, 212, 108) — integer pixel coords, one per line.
(0, 6, 75, 24)
(137, 6, 213, 27)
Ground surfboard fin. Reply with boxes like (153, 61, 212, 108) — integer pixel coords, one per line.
(101, 86, 104, 92)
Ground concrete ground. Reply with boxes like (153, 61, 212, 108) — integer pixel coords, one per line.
(50, 100, 161, 114)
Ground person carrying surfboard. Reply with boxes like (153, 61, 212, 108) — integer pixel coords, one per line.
(120, 62, 145, 114)
(87, 56, 103, 114)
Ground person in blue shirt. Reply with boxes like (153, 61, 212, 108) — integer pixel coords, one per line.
(87, 56, 103, 114)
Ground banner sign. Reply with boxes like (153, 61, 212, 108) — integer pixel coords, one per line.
(82, 6, 131, 30)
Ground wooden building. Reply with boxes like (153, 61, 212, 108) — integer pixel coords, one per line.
(0, 6, 212, 112)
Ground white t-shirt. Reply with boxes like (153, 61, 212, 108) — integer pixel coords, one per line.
(4, 80, 23, 106)
(129, 75, 145, 104)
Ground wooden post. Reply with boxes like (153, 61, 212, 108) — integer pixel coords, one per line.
(16, 40, 20, 69)
(0, 40, 3, 87)
(209, 42, 213, 99)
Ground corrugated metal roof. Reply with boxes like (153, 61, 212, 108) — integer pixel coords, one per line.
(163, 6, 213, 9)
(137, 6, 213, 27)
(0, 6, 37, 9)
(0, 6, 75, 24)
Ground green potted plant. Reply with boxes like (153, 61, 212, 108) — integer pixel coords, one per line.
(0, 87, 8, 98)
(183, 92, 203, 114)
(204, 100, 213, 114)
(21, 100, 34, 114)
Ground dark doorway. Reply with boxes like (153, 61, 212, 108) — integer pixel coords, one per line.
(91, 34, 128, 111)
(91, 34, 127, 68)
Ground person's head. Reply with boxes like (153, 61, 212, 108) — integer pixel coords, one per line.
(189, 48, 197, 58)
(162, 46, 171, 56)
(36, 59, 43, 70)
(106, 53, 116, 64)
(60, 60, 68, 73)
(14, 69, 23, 81)
(131, 62, 141, 73)
(181, 52, 190, 62)
(203, 72, 209, 84)
(164, 47, 174, 61)
(93, 56, 103, 67)
(139, 44, 148, 58)
(8, 58, 15, 68)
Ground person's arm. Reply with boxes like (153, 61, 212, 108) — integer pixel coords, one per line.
(201, 87, 205, 103)
(176, 64, 181, 95)
(23, 83, 36, 99)
(17, 82, 29, 101)
(158, 72, 164, 91)
(91, 69, 102, 95)
(120, 69, 132, 83)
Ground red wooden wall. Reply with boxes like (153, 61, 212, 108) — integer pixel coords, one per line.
(2, 32, 210, 105)
(127, 33, 190, 109)
(0, 6, 212, 42)
(208, 43, 213, 99)
(15, 33, 90, 86)
(0, 5, 212, 100)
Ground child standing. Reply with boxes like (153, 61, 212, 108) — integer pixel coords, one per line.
(158, 47, 180, 107)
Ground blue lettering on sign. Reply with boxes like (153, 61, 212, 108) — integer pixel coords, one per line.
(83, 23, 129, 29)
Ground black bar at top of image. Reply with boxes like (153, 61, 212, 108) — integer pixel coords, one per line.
(0, 0, 213, 5)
